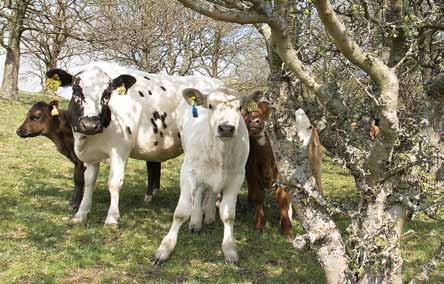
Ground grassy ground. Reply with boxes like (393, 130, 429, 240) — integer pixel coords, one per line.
(0, 92, 443, 283)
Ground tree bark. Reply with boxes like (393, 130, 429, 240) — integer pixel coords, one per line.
(1, 0, 29, 101)
(1, 36, 20, 100)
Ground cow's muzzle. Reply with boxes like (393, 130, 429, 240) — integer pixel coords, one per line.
(16, 127, 28, 138)
(77, 116, 103, 135)
(217, 123, 235, 138)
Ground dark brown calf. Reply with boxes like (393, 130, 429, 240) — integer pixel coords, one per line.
(16, 100, 85, 210)
(243, 98, 293, 236)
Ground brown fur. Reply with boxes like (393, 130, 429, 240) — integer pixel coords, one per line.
(16, 100, 85, 210)
(243, 102, 293, 236)
(308, 127, 323, 194)
(370, 119, 380, 140)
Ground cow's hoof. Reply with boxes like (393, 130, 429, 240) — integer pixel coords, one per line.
(104, 216, 119, 226)
(189, 223, 202, 233)
(71, 215, 86, 224)
(224, 250, 239, 265)
(144, 194, 153, 207)
(153, 248, 170, 265)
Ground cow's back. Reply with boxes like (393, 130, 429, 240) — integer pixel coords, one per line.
(122, 72, 223, 162)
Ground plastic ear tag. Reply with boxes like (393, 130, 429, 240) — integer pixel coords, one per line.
(116, 84, 126, 95)
(44, 75, 61, 93)
(246, 100, 258, 112)
(51, 106, 59, 116)
(192, 101, 198, 118)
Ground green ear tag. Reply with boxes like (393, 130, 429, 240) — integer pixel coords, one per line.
(116, 84, 126, 95)
(246, 101, 258, 112)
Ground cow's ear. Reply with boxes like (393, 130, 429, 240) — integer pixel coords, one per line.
(241, 90, 264, 111)
(112, 75, 137, 90)
(48, 100, 60, 117)
(46, 69, 73, 86)
(251, 90, 263, 102)
(183, 88, 207, 107)
(257, 101, 270, 119)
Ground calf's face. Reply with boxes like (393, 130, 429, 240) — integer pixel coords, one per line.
(16, 101, 59, 138)
(183, 88, 246, 139)
(183, 88, 263, 139)
(46, 67, 136, 135)
(242, 99, 269, 138)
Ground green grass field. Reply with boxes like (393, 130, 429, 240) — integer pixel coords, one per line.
(0, 92, 443, 283)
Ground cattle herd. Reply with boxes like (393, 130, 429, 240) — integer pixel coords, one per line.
(16, 62, 323, 264)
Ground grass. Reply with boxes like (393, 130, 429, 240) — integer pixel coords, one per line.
(0, 92, 443, 283)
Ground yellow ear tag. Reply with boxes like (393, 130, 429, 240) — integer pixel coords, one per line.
(246, 100, 258, 112)
(186, 95, 196, 105)
(116, 84, 126, 95)
(51, 106, 59, 116)
(44, 75, 61, 94)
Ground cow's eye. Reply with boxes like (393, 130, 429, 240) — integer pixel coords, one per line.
(31, 115, 40, 121)
(239, 106, 242, 111)
(209, 104, 213, 109)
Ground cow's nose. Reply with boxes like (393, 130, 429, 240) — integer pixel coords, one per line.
(253, 118, 261, 126)
(79, 117, 102, 134)
(218, 124, 235, 137)
(16, 128, 25, 137)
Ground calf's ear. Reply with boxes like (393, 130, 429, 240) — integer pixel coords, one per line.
(241, 90, 264, 111)
(46, 69, 73, 86)
(183, 88, 207, 107)
(112, 74, 137, 90)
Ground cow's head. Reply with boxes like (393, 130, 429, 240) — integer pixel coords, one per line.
(183, 87, 254, 139)
(46, 66, 136, 135)
(16, 100, 60, 138)
(241, 91, 269, 138)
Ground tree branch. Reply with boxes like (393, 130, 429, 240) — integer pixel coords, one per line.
(176, 0, 269, 24)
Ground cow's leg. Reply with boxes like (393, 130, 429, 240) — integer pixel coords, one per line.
(276, 187, 293, 237)
(247, 178, 266, 231)
(203, 190, 216, 225)
(154, 173, 193, 265)
(189, 186, 204, 233)
(104, 151, 128, 225)
(144, 161, 161, 205)
(219, 175, 243, 264)
(71, 161, 85, 212)
(72, 162, 100, 223)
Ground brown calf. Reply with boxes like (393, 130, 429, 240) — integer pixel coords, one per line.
(308, 125, 323, 195)
(243, 97, 293, 236)
(370, 118, 380, 141)
(16, 100, 85, 210)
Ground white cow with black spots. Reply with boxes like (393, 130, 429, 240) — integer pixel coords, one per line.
(154, 87, 251, 264)
(47, 62, 223, 225)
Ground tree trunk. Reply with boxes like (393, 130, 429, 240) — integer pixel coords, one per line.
(1, 34, 21, 101)
(1, 0, 28, 101)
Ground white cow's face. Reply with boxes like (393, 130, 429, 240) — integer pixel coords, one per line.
(46, 66, 136, 135)
(183, 88, 249, 139)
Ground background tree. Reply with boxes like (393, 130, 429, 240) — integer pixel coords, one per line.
(0, 0, 34, 100)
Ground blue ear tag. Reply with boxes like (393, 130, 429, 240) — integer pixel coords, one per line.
(192, 102, 198, 118)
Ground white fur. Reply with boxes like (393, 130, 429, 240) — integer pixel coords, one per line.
(155, 88, 249, 264)
(69, 62, 223, 225)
